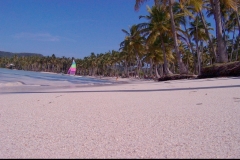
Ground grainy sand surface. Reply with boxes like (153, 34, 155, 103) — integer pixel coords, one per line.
(0, 77, 240, 158)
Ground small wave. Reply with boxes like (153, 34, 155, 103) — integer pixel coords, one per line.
(0, 81, 42, 87)
(0, 81, 25, 87)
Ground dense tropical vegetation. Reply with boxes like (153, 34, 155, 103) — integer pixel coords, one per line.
(0, 0, 239, 79)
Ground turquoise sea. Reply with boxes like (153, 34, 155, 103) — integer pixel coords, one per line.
(0, 68, 119, 93)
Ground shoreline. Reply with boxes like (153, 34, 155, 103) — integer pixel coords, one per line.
(0, 74, 152, 90)
(1, 76, 240, 93)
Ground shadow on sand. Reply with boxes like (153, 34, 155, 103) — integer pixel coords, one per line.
(1, 84, 240, 95)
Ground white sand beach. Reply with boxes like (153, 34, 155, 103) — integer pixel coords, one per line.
(0, 77, 240, 158)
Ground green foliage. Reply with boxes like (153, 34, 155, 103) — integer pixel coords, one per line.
(0, 51, 43, 58)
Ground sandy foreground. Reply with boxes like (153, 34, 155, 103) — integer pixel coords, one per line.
(0, 77, 240, 158)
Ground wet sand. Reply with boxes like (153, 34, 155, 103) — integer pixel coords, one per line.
(0, 77, 240, 158)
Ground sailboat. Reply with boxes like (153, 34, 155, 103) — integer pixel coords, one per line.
(67, 59, 76, 76)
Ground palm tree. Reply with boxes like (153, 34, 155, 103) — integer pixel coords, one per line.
(226, 10, 238, 61)
(180, 43, 194, 73)
(208, 0, 239, 63)
(138, 5, 174, 75)
(183, 0, 218, 63)
(88, 52, 97, 76)
(135, 0, 188, 74)
(189, 16, 213, 74)
(212, 0, 227, 62)
(120, 25, 145, 78)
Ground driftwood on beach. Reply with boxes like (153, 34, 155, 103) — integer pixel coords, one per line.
(157, 74, 197, 81)
(158, 61, 240, 81)
(198, 61, 240, 78)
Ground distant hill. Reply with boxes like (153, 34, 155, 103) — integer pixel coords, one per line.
(0, 51, 44, 58)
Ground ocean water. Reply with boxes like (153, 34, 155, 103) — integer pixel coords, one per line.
(0, 68, 119, 93)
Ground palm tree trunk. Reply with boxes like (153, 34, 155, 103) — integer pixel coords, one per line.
(230, 26, 236, 62)
(159, 64, 163, 77)
(236, 10, 240, 37)
(199, 11, 217, 63)
(214, 0, 228, 63)
(169, 0, 187, 74)
(135, 54, 140, 78)
(150, 58, 153, 77)
(172, 62, 175, 74)
(124, 59, 128, 77)
(155, 63, 160, 78)
(186, 54, 189, 71)
(183, 22, 194, 54)
(195, 39, 201, 75)
(161, 37, 173, 75)
(236, 37, 240, 61)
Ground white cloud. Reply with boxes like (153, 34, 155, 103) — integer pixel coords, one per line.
(13, 32, 60, 42)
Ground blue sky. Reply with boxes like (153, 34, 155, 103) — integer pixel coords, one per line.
(0, 0, 154, 59)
